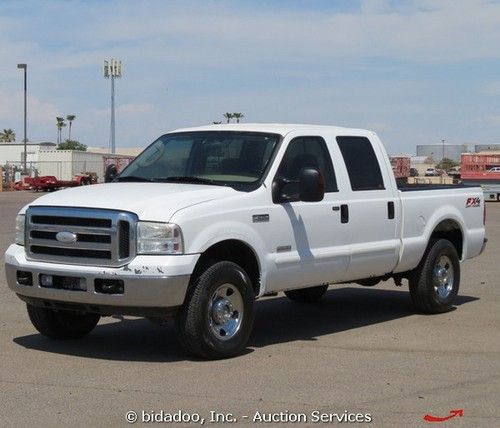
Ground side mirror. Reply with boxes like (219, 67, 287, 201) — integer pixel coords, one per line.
(104, 164, 118, 183)
(299, 167, 325, 202)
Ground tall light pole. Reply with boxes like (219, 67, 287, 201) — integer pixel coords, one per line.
(103, 59, 122, 154)
(17, 63, 27, 173)
(442, 139, 445, 162)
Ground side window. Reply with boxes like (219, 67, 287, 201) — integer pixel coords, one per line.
(276, 136, 337, 197)
(336, 136, 385, 191)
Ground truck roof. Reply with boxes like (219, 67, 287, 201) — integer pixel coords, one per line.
(168, 123, 375, 137)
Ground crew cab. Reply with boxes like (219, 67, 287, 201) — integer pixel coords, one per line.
(4, 124, 487, 359)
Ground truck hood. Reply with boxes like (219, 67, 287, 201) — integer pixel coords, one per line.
(26, 183, 237, 221)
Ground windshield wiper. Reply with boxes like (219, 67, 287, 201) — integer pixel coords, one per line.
(115, 175, 154, 182)
(156, 176, 226, 186)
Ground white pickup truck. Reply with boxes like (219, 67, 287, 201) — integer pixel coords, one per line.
(4, 124, 487, 359)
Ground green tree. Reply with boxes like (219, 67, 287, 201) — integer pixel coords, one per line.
(436, 157, 458, 171)
(223, 112, 233, 123)
(56, 117, 66, 144)
(66, 114, 76, 140)
(232, 112, 244, 123)
(0, 128, 16, 142)
(57, 139, 87, 151)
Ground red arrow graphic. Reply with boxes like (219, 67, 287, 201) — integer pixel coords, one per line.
(424, 409, 464, 422)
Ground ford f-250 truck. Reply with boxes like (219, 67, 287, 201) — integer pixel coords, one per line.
(4, 124, 487, 359)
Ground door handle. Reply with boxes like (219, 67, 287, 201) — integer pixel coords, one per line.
(387, 201, 395, 219)
(340, 204, 349, 223)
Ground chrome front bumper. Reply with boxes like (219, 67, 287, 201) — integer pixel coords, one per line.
(4, 244, 199, 312)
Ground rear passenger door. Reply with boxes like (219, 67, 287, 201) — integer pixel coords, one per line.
(335, 136, 400, 280)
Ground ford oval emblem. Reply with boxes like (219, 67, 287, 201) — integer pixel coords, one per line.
(55, 231, 77, 243)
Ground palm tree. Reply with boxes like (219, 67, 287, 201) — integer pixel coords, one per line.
(66, 115, 76, 140)
(0, 128, 16, 142)
(223, 112, 233, 123)
(56, 117, 66, 144)
(232, 113, 244, 123)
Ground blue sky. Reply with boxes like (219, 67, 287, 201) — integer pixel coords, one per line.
(1, 0, 500, 154)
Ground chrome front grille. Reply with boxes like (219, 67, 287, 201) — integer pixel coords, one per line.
(26, 207, 137, 267)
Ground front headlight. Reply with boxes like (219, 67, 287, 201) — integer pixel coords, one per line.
(15, 214, 26, 246)
(137, 222, 183, 254)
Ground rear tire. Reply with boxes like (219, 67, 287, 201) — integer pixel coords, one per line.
(284, 284, 328, 303)
(176, 261, 255, 359)
(27, 304, 100, 339)
(409, 239, 460, 313)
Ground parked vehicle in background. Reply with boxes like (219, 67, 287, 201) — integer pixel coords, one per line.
(410, 167, 419, 177)
(461, 153, 500, 201)
(447, 167, 461, 179)
(4, 124, 487, 359)
(103, 155, 134, 175)
(425, 167, 439, 176)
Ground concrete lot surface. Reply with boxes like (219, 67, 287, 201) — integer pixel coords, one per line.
(1, 191, 499, 427)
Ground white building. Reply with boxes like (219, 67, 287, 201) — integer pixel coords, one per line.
(1, 142, 135, 182)
(37, 150, 135, 181)
(0, 142, 56, 166)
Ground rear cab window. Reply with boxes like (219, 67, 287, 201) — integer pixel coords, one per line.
(336, 136, 385, 191)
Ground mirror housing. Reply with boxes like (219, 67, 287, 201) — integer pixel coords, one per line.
(299, 167, 325, 202)
(104, 164, 118, 183)
(272, 167, 325, 203)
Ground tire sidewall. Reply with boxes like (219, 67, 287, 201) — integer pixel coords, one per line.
(193, 262, 255, 357)
(423, 240, 460, 310)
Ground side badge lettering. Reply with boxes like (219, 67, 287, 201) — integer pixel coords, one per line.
(253, 214, 270, 223)
(466, 197, 481, 208)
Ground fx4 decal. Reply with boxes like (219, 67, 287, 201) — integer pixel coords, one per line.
(466, 197, 481, 208)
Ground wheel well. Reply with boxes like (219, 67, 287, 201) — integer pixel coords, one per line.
(430, 219, 463, 259)
(193, 240, 261, 295)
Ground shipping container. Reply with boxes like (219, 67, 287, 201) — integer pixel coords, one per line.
(461, 152, 500, 201)
(390, 156, 411, 180)
(37, 151, 135, 182)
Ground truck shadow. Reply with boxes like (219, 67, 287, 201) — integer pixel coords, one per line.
(250, 287, 478, 348)
(13, 287, 478, 362)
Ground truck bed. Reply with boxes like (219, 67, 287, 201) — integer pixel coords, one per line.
(397, 183, 478, 192)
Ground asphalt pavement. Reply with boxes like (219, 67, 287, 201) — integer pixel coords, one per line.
(1, 191, 499, 427)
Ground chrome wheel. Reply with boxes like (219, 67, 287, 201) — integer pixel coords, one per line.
(434, 255, 454, 301)
(208, 283, 244, 341)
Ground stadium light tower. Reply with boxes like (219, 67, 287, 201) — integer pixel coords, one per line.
(103, 59, 122, 154)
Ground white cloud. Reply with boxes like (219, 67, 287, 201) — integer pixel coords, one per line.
(366, 122, 393, 132)
(1, 0, 499, 75)
(1, 0, 500, 150)
(117, 103, 154, 115)
(480, 81, 500, 96)
(0, 89, 60, 126)
(474, 114, 500, 126)
(72, 0, 500, 64)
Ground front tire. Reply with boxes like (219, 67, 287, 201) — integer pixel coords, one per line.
(27, 304, 100, 339)
(284, 284, 328, 302)
(409, 239, 460, 313)
(176, 261, 255, 359)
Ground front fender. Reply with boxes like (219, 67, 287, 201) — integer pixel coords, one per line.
(186, 220, 269, 295)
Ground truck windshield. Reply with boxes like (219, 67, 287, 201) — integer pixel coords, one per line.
(118, 131, 280, 189)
